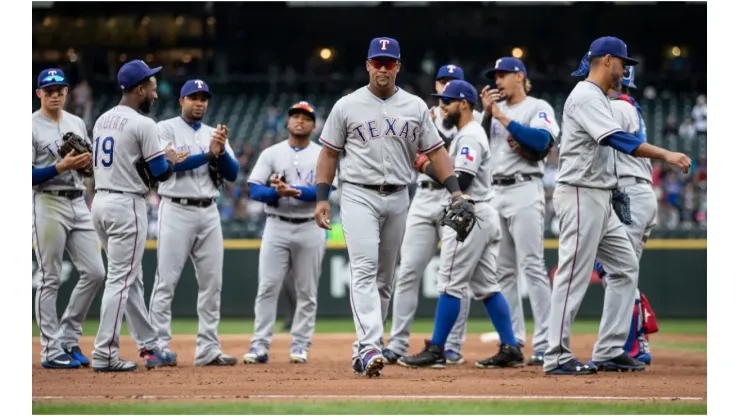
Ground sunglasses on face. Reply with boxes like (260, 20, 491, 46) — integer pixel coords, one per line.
(368, 59, 398, 70)
(439, 97, 462, 106)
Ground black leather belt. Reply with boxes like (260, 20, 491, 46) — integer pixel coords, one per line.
(417, 181, 445, 191)
(97, 189, 148, 198)
(268, 214, 313, 224)
(347, 182, 407, 195)
(491, 174, 538, 186)
(167, 197, 216, 208)
(41, 190, 83, 199)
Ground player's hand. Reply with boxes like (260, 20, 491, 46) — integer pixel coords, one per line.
(164, 143, 178, 164)
(314, 201, 332, 230)
(211, 125, 227, 155)
(480, 86, 502, 117)
(430, 106, 438, 123)
(271, 179, 302, 198)
(176, 151, 190, 163)
(664, 151, 692, 174)
(57, 150, 93, 173)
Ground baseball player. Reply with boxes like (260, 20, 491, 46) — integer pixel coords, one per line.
(573, 62, 658, 365)
(313, 37, 470, 378)
(90, 60, 179, 372)
(147, 79, 239, 366)
(544, 37, 690, 375)
(397, 80, 523, 369)
(245, 101, 329, 365)
(32, 68, 105, 369)
(477, 57, 560, 366)
(383, 64, 482, 366)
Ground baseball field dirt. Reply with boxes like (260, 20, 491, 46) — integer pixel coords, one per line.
(32, 333, 706, 404)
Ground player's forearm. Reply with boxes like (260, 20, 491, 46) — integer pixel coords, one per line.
(32, 165, 60, 185)
(481, 113, 493, 139)
(602, 131, 644, 156)
(174, 153, 209, 172)
(249, 183, 279, 203)
(632, 142, 670, 160)
(217, 152, 240, 181)
(507, 121, 552, 152)
(294, 186, 317, 201)
(316, 146, 339, 202)
(147, 155, 174, 181)
(426, 147, 462, 196)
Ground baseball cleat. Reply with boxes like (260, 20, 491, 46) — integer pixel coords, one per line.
(352, 357, 363, 374)
(476, 344, 525, 369)
(545, 359, 597, 375)
(445, 349, 465, 365)
(634, 352, 652, 365)
(243, 347, 269, 364)
(63, 346, 90, 367)
(398, 340, 446, 369)
(204, 354, 238, 366)
(139, 348, 175, 369)
(92, 359, 137, 372)
(381, 348, 401, 364)
(41, 353, 81, 369)
(527, 351, 545, 366)
(362, 350, 384, 378)
(289, 348, 308, 364)
(591, 353, 646, 372)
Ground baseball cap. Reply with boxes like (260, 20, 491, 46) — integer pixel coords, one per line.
(431, 80, 478, 105)
(37, 68, 69, 89)
(287, 101, 317, 121)
(180, 79, 212, 99)
(436, 64, 464, 81)
(622, 66, 637, 89)
(586, 36, 639, 65)
(484, 57, 528, 79)
(367, 37, 401, 60)
(117, 60, 162, 90)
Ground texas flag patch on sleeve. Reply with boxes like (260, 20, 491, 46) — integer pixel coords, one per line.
(457, 145, 476, 165)
(538, 111, 551, 123)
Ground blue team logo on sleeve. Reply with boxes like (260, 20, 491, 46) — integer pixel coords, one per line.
(538, 112, 551, 123)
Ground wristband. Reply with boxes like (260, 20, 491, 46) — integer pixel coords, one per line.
(316, 182, 331, 202)
(443, 175, 461, 194)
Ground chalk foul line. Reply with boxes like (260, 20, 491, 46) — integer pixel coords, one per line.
(32, 394, 705, 402)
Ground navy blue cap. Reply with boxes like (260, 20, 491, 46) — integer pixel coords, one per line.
(117, 60, 162, 90)
(287, 101, 317, 121)
(436, 64, 464, 81)
(587, 36, 639, 65)
(622, 65, 636, 89)
(180, 79, 212, 99)
(367, 37, 401, 60)
(484, 57, 528, 79)
(431, 80, 478, 105)
(37, 68, 69, 89)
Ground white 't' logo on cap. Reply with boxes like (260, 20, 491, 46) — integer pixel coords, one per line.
(48, 70, 58, 76)
(379, 39, 390, 50)
(447, 65, 456, 74)
(195, 80, 204, 89)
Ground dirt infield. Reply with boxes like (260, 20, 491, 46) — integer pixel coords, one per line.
(32, 333, 706, 403)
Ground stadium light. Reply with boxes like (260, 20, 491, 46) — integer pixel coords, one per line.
(512, 47, 524, 59)
(320, 48, 333, 60)
(671, 46, 682, 57)
(119, 53, 127, 63)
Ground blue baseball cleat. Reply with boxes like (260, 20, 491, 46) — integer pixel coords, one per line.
(243, 347, 269, 364)
(139, 348, 175, 369)
(64, 346, 90, 367)
(634, 352, 652, 365)
(381, 348, 401, 364)
(362, 350, 384, 378)
(352, 357, 363, 374)
(42, 353, 81, 369)
(591, 353, 646, 372)
(445, 349, 465, 365)
(545, 359, 597, 375)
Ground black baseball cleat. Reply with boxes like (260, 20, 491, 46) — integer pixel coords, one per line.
(476, 344, 525, 369)
(397, 340, 446, 369)
(545, 359, 598, 375)
(591, 353, 646, 372)
(526, 351, 545, 367)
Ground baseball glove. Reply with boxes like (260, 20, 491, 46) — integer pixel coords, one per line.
(441, 194, 478, 242)
(59, 132, 93, 177)
(208, 158, 225, 190)
(506, 134, 554, 162)
(134, 158, 158, 190)
(611, 189, 633, 225)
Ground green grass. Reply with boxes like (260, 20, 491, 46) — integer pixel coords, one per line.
(652, 340, 707, 353)
(31, 318, 706, 338)
(32, 400, 707, 415)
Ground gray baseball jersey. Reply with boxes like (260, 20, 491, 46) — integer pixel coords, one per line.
(544, 81, 639, 372)
(92, 105, 167, 195)
(245, 140, 326, 358)
(90, 105, 169, 369)
(320, 86, 443, 365)
(32, 110, 105, 364)
(610, 99, 652, 183)
(320, 86, 445, 185)
(489, 97, 560, 177)
(556, 81, 624, 189)
(156, 117, 236, 198)
(32, 110, 89, 191)
(446, 122, 492, 202)
(148, 116, 234, 365)
(488, 96, 560, 355)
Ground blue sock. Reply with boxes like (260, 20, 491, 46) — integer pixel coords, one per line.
(622, 299, 640, 355)
(430, 293, 461, 348)
(483, 292, 518, 347)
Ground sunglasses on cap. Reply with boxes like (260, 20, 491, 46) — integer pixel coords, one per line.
(291, 103, 314, 113)
(42, 74, 66, 84)
(368, 58, 399, 70)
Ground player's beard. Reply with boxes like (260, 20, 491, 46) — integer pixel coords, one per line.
(610, 67, 623, 91)
(187, 109, 204, 122)
(139, 98, 154, 114)
(442, 109, 460, 130)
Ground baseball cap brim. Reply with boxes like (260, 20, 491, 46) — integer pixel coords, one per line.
(288, 107, 316, 120)
(184, 90, 213, 98)
(618, 56, 639, 66)
(368, 53, 399, 60)
(39, 81, 70, 88)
